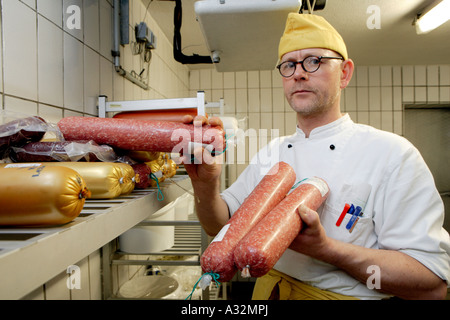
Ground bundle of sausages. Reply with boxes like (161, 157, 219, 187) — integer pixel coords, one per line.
(200, 162, 329, 286)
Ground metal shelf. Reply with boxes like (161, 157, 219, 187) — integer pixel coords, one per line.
(0, 176, 193, 300)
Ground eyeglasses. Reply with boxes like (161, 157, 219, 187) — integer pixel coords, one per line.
(277, 56, 344, 78)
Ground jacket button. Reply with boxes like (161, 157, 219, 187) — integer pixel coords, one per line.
(330, 144, 336, 150)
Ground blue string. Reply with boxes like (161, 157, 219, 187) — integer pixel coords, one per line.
(150, 172, 164, 201)
(291, 178, 308, 189)
(185, 272, 221, 300)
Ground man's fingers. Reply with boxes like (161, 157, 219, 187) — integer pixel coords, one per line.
(298, 204, 319, 228)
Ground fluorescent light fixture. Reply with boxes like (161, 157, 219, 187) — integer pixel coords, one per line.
(415, 0, 450, 34)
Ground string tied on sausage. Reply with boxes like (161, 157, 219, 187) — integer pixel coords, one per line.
(150, 172, 164, 201)
(185, 272, 221, 300)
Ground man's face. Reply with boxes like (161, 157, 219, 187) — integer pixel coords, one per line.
(281, 48, 344, 117)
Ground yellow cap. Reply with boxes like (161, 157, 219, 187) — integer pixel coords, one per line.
(278, 13, 348, 61)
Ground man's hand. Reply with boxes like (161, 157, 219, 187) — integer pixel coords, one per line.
(289, 204, 330, 259)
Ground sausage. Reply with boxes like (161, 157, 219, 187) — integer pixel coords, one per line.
(200, 162, 296, 282)
(0, 165, 90, 226)
(1, 162, 129, 199)
(131, 163, 152, 189)
(233, 177, 329, 278)
(9, 140, 112, 162)
(113, 108, 205, 122)
(57, 117, 225, 154)
(0, 116, 47, 159)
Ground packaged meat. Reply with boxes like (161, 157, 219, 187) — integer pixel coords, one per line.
(113, 108, 204, 122)
(0, 115, 49, 159)
(233, 177, 329, 278)
(131, 163, 152, 189)
(114, 162, 137, 194)
(1, 162, 129, 199)
(10, 140, 117, 163)
(126, 150, 161, 163)
(200, 162, 296, 283)
(57, 116, 225, 154)
(0, 165, 90, 226)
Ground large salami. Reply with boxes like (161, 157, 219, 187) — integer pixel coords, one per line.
(233, 177, 329, 278)
(200, 162, 296, 282)
(57, 117, 225, 154)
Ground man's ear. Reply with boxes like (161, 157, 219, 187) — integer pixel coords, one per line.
(340, 59, 354, 89)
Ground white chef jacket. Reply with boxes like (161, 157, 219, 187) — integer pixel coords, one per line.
(221, 114, 450, 300)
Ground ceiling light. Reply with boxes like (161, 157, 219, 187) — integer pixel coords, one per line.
(415, 0, 450, 34)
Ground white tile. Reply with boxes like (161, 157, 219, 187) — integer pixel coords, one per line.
(37, 0, 63, 27)
(272, 69, 283, 88)
(381, 87, 393, 111)
(380, 66, 392, 87)
(83, 0, 100, 51)
(235, 72, 247, 89)
(427, 65, 439, 86)
(260, 88, 272, 113)
(38, 104, 63, 124)
(381, 111, 393, 133)
(427, 87, 439, 103)
(235, 88, 248, 113)
(272, 88, 285, 112)
(357, 111, 369, 125)
(344, 87, 357, 111)
(223, 89, 236, 114)
(63, 0, 83, 41)
(356, 87, 369, 111)
(393, 87, 402, 111)
(368, 66, 380, 86)
(402, 66, 414, 86)
(21, 0, 36, 10)
(4, 96, 38, 116)
(414, 87, 426, 103)
(392, 66, 402, 86)
(439, 86, 450, 102)
(369, 87, 380, 111)
(100, 56, 113, 100)
(414, 65, 426, 86)
(356, 66, 368, 87)
(260, 70, 272, 88)
(440, 65, 450, 86)
(248, 88, 260, 113)
(211, 70, 223, 89)
(38, 16, 64, 107)
(393, 111, 403, 135)
(189, 70, 200, 91)
(99, 0, 112, 60)
(273, 112, 285, 136)
(84, 46, 100, 115)
(3, 0, 38, 100)
(200, 69, 212, 90)
(284, 111, 297, 134)
(369, 111, 381, 130)
(248, 71, 259, 88)
(402, 87, 414, 103)
(64, 33, 84, 112)
(223, 72, 235, 89)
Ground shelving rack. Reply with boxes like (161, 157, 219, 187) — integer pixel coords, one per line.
(98, 93, 223, 300)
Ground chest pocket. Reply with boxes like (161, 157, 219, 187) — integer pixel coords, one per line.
(319, 182, 376, 247)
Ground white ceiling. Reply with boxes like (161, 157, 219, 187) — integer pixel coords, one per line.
(146, 0, 450, 70)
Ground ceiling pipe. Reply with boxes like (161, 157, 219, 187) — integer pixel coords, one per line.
(173, 0, 213, 65)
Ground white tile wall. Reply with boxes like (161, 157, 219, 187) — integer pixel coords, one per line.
(191, 64, 450, 187)
(1, 0, 190, 300)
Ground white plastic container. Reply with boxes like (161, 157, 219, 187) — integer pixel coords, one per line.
(174, 193, 189, 221)
(119, 201, 175, 253)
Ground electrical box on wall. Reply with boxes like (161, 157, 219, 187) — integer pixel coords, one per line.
(135, 22, 157, 49)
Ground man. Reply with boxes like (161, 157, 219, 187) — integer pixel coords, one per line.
(182, 13, 450, 299)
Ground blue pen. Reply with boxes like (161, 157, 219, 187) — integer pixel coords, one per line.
(346, 206, 362, 230)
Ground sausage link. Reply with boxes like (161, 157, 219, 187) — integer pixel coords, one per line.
(200, 162, 296, 282)
(233, 177, 329, 278)
(57, 117, 225, 154)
